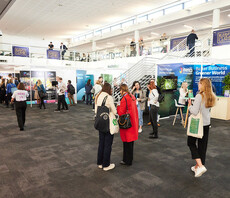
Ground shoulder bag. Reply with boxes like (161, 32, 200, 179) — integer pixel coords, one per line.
(118, 97, 132, 129)
(94, 96, 110, 133)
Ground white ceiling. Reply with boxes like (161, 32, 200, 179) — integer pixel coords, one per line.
(0, 0, 179, 40)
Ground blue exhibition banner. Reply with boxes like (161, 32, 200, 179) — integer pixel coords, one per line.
(47, 50, 60, 60)
(76, 70, 86, 101)
(85, 74, 94, 86)
(193, 64, 230, 96)
(213, 28, 230, 47)
(12, 46, 29, 57)
(170, 36, 186, 50)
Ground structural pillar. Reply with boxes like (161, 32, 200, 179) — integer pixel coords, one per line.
(92, 41, 96, 60)
(135, 30, 139, 56)
(212, 9, 220, 29)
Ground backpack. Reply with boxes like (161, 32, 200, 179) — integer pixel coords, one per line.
(69, 84, 75, 95)
(94, 96, 109, 133)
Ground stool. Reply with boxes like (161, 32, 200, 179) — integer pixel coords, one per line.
(173, 99, 185, 125)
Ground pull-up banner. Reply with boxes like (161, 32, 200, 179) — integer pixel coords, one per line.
(170, 36, 186, 50)
(213, 28, 230, 47)
(12, 46, 29, 57)
(47, 50, 60, 60)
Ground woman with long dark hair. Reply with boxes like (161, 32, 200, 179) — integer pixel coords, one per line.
(95, 83, 117, 171)
(0, 78, 6, 104)
(131, 81, 146, 133)
(187, 78, 216, 177)
(11, 83, 29, 131)
(85, 79, 92, 105)
(117, 84, 138, 166)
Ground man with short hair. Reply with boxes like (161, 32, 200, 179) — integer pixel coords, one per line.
(54, 77, 68, 112)
(187, 30, 198, 57)
(98, 76, 103, 86)
(48, 42, 54, 50)
(60, 42, 68, 60)
(67, 80, 75, 105)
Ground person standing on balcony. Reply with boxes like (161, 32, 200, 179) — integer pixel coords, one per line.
(187, 30, 198, 57)
(48, 42, 54, 50)
(160, 33, 167, 53)
(130, 39, 136, 57)
(60, 42, 68, 60)
(139, 37, 144, 56)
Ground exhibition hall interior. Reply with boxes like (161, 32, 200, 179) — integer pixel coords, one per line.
(0, 0, 230, 197)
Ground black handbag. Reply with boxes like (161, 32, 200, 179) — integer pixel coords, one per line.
(118, 97, 132, 129)
(38, 86, 46, 98)
(94, 96, 110, 133)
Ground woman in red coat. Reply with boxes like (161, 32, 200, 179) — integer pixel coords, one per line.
(117, 84, 138, 166)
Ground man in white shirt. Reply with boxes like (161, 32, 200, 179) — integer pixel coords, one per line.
(54, 77, 68, 112)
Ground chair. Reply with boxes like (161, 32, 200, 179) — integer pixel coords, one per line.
(173, 99, 185, 126)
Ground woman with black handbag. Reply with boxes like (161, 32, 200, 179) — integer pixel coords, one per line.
(36, 80, 46, 109)
(117, 84, 138, 166)
(95, 83, 117, 171)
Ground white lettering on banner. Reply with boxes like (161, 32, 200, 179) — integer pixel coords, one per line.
(182, 67, 193, 74)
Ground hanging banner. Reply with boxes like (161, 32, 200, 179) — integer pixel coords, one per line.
(213, 28, 230, 47)
(47, 50, 60, 60)
(12, 46, 29, 57)
(193, 64, 230, 95)
(170, 36, 186, 50)
(76, 70, 86, 101)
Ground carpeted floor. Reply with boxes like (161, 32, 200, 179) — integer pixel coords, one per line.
(0, 103, 229, 198)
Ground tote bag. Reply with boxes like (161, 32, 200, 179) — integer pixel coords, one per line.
(187, 110, 203, 139)
(109, 112, 119, 134)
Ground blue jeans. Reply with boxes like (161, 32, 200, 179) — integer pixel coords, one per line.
(86, 93, 92, 105)
(137, 103, 143, 126)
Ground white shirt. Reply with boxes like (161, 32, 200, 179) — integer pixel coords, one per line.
(57, 82, 67, 95)
(12, 90, 29, 101)
(149, 89, 159, 107)
(179, 88, 188, 105)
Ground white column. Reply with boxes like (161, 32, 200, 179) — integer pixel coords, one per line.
(135, 30, 139, 56)
(92, 41, 96, 52)
(212, 9, 220, 29)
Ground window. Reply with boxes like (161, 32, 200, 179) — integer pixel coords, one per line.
(164, 4, 183, 15)
(137, 15, 147, 23)
(121, 20, 134, 28)
(148, 11, 163, 20)
(184, 0, 206, 9)
(102, 27, 111, 34)
(85, 33, 93, 39)
(111, 24, 121, 31)
(79, 35, 85, 41)
(94, 30, 101, 36)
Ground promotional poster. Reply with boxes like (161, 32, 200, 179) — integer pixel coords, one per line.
(76, 70, 86, 101)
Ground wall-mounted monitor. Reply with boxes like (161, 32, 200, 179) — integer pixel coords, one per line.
(160, 76, 178, 91)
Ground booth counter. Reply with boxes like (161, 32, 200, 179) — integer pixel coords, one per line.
(211, 96, 230, 120)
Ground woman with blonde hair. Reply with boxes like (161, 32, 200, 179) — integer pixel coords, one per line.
(33, 81, 40, 106)
(187, 78, 216, 177)
(36, 79, 46, 109)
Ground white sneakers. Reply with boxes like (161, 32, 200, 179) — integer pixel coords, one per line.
(191, 166, 196, 172)
(195, 166, 207, 177)
(98, 165, 102, 169)
(103, 164, 115, 171)
(138, 128, 142, 133)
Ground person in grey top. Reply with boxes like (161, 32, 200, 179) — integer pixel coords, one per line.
(187, 78, 216, 178)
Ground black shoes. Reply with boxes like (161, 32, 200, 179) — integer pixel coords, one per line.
(149, 135, 158, 139)
(20, 128, 24, 131)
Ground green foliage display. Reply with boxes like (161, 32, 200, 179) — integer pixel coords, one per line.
(223, 72, 230, 91)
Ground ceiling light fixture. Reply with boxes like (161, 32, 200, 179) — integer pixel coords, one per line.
(228, 14, 230, 17)
(151, 32, 159, 36)
(184, 25, 193, 29)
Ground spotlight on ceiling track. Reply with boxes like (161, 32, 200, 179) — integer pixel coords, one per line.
(228, 14, 230, 17)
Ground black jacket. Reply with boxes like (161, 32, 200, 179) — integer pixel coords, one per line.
(187, 33, 198, 45)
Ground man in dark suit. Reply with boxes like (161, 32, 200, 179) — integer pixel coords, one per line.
(48, 42, 54, 50)
(60, 42, 68, 60)
(187, 30, 198, 57)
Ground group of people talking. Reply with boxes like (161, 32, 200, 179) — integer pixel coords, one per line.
(95, 78, 216, 178)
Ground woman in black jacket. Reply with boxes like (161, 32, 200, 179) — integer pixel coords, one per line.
(0, 78, 6, 104)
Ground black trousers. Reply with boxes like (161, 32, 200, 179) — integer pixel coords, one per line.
(15, 101, 27, 130)
(123, 141, 134, 165)
(57, 95, 68, 110)
(150, 105, 159, 136)
(5, 93, 12, 107)
(188, 43, 195, 57)
(187, 125, 209, 165)
(40, 97, 46, 109)
(97, 131, 114, 167)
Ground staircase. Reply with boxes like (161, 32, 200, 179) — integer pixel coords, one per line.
(162, 32, 213, 59)
(113, 56, 157, 101)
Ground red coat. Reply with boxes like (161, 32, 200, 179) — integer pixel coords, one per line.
(117, 94, 139, 142)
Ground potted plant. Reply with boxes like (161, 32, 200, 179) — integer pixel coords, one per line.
(223, 72, 230, 97)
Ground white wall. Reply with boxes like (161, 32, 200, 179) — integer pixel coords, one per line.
(211, 45, 230, 60)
